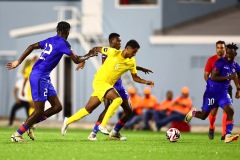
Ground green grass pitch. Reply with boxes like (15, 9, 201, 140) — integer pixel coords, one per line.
(1, 126, 240, 160)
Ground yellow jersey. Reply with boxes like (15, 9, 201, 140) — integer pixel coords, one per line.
(94, 47, 137, 85)
(24, 65, 33, 101)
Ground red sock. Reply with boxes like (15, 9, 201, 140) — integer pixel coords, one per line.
(208, 114, 216, 130)
(222, 111, 227, 136)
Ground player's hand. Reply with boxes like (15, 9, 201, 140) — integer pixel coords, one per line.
(6, 60, 20, 70)
(141, 68, 153, 74)
(75, 62, 85, 71)
(145, 80, 154, 87)
(87, 49, 98, 57)
(235, 90, 240, 99)
(228, 73, 237, 80)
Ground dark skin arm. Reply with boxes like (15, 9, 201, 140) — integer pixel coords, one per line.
(6, 43, 97, 70)
(131, 73, 154, 87)
(211, 70, 240, 98)
(136, 66, 153, 74)
(211, 70, 236, 81)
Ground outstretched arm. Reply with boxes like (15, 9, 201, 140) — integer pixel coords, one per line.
(131, 73, 154, 87)
(70, 49, 98, 64)
(136, 66, 153, 74)
(6, 43, 40, 70)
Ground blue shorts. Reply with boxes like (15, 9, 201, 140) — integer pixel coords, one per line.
(201, 89, 232, 112)
(114, 81, 129, 100)
(30, 73, 57, 102)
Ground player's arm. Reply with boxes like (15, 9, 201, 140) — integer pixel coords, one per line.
(136, 66, 153, 74)
(234, 71, 240, 99)
(204, 71, 210, 81)
(6, 43, 40, 70)
(211, 70, 236, 81)
(70, 49, 98, 64)
(131, 73, 154, 87)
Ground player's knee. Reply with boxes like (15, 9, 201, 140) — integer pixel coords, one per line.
(114, 97, 123, 105)
(227, 108, 234, 117)
(55, 104, 62, 113)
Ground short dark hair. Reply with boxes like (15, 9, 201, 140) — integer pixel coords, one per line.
(56, 21, 71, 33)
(226, 43, 239, 51)
(216, 40, 225, 46)
(125, 39, 140, 49)
(108, 33, 120, 42)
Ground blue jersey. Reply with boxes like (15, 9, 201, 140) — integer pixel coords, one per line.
(206, 57, 240, 91)
(32, 35, 73, 76)
(29, 35, 73, 102)
(201, 57, 240, 111)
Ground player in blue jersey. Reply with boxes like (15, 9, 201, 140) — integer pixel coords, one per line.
(185, 43, 240, 143)
(6, 21, 97, 142)
(76, 33, 153, 140)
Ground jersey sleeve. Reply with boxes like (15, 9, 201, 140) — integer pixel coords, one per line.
(129, 58, 137, 74)
(213, 59, 223, 71)
(61, 40, 73, 56)
(204, 58, 212, 72)
(38, 39, 48, 49)
(101, 47, 116, 56)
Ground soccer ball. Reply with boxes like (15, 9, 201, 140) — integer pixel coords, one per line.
(166, 128, 180, 142)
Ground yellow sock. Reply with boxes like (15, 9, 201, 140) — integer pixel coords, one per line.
(28, 107, 35, 116)
(67, 108, 89, 125)
(101, 97, 122, 126)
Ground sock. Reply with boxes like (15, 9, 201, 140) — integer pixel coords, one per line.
(17, 124, 28, 135)
(35, 115, 47, 124)
(114, 120, 125, 132)
(208, 114, 216, 130)
(222, 111, 227, 136)
(67, 108, 89, 125)
(92, 122, 100, 134)
(101, 97, 122, 126)
(192, 111, 196, 116)
(226, 120, 234, 135)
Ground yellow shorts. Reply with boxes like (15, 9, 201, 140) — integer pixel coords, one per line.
(91, 80, 113, 102)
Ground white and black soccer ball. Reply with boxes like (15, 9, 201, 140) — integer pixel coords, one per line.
(166, 128, 180, 142)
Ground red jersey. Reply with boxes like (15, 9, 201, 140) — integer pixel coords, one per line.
(204, 54, 219, 72)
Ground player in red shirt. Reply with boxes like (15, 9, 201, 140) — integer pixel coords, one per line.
(204, 40, 231, 140)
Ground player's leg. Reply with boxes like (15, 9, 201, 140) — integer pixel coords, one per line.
(109, 98, 132, 140)
(99, 89, 122, 134)
(61, 96, 101, 136)
(11, 101, 45, 142)
(208, 107, 218, 140)
(88, 99, 110, 140)
(222, 104, 239, 143)
(185, 91, 212, 123)
(9, 102, 22, 126)
(221, 111, 227, 140)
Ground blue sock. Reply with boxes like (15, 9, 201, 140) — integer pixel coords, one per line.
(114, 120, 125, 132)
(92, 122, 100, 134)
(17, 124, 28, 135)
(226, 121, 234, 134)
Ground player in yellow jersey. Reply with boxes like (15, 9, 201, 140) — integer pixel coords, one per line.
(61, 39, 154, 136)
(76, 33, 152, 140)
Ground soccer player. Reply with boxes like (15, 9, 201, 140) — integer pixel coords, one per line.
(185, 43, 240, 143)
(61, 39, 155, 138)
(204, 40, 231, 140)
(6, 21, 97, 142)
(76, 33, 153, 140)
